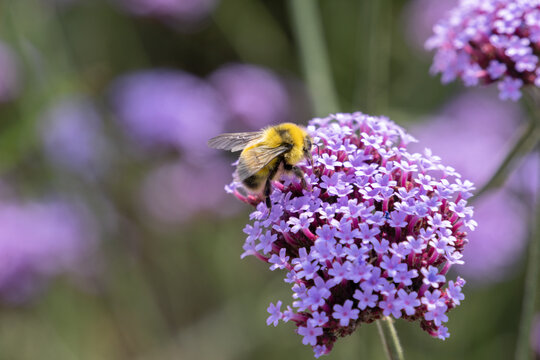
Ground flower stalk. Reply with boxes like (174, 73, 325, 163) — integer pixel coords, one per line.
(288, 0, 339, 116)
(515, 203, 540, 360)
(377, 317, 404, 360)
(365, 0, 392, 113)
(472, 88, 540, 202)
(514, 92, 540, 360)
(471, 121, 538, 202)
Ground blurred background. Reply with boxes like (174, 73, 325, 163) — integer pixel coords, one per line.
(0, 0, 538, 359)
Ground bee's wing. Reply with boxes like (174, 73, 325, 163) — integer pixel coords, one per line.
(207, 131, 264, 152)
(237, 145, 290, 181)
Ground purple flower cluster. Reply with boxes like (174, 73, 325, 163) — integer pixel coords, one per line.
(110, 69, 228, 154)
(110, 65, 291, 153)
(228, 113, 475, 357)
(426, 0, 540, 100)
(209, 63, 290, 130)
(0, 198, 97, 303)
(40, 96, 108, 178)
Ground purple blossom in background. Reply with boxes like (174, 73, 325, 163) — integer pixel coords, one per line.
(110, 69, 228, 154)
(0, 41, 20, 103)
(412, 91, 535, 283)
(209, 64, 290, 130)
(0, 199, 96, 303)
(115, 0, 218, 26)
(40, 96, 108, 177)
(229, 112, 475, 356)
(140, 159, 239, 224)
(426, 0, 540, 100)
(462, 192, 526, 281)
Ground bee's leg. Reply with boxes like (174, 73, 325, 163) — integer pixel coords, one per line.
(285, 164, 307, 188)
(263, 178, 272, 208)
(264, 158, 284, 208)
(263, 160, 281, 209)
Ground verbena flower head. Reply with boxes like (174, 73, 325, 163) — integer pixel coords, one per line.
(227, 113, 475, 357)
(426, 0, 540, 100)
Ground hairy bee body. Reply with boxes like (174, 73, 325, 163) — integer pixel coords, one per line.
(208, 123, 313, 207)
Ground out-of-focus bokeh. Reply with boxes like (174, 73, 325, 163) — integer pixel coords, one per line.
(0, 0, 537, 359)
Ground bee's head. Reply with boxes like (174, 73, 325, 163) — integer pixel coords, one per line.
(303, 135, 314, 165)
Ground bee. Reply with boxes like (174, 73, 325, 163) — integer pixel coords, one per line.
(208, 123, 313, 207)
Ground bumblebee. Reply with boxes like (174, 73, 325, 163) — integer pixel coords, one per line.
(208, 123, 313, 207)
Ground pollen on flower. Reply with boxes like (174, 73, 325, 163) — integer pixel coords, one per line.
(426, 0, 540, 101)
(228, 112, 475, 357)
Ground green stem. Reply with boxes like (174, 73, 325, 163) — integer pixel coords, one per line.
(471, 123, 539, 202)
(364, 0, 392, 113)
(376, 317, 405, 360)
(471, 90, 540, 202)
(93, 279, 136, 360)
(288, 0, 339, 116)
(514, 196, 540, 360)
(213, 0, 293, 69)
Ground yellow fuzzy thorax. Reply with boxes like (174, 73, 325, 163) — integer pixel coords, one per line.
(237, 123, 310, 181)
(265, 123, 307, 164)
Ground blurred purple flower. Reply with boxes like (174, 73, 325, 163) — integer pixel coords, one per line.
(209, 64, 290, 130)
(40, 96, 108, 177)
(403, 0, 458, 51)
(0, 41, 20, 103)
(426, 0, 540, 100)
(411, 91, 534, 283)
(230, 112, 474, 356)
(140, 158, 238, 224)
(0, 199, 97, 303)
(115, 0, 218, 25)
(110, 69, 228, 155)
(460, 191, 527, 282)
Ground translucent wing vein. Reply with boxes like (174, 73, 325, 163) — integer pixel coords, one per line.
(236, 145, 289, 181)
(207, 131, 264, 152)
